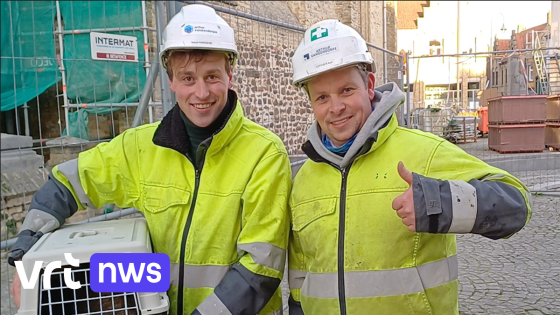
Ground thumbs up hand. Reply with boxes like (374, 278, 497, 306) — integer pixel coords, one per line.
(392, 161, 416, 232)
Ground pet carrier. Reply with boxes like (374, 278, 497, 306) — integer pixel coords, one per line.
(16, 218, 169, 315)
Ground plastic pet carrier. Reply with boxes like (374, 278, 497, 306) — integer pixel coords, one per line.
(16, 218, 169, 315)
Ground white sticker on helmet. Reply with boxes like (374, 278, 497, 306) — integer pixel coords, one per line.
(303, 43, 339, 62)
(181, 23, 221, 37)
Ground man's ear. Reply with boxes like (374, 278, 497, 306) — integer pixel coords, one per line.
(367, 72, 376, 101)
(228, 67, 234, 89)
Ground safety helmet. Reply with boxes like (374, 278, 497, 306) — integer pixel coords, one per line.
(291, 19, 376, 88)
(159, 4, 238, 69)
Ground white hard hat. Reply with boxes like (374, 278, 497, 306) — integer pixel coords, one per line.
(291, 19, 376, 88)
(159, 4, 238, 69)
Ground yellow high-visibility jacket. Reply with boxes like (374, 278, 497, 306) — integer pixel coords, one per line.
(289, 111, 531, 315)
(50, 91, 291, 315)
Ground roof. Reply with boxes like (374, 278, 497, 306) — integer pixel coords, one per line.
(515, 23, 547, 49)
(397, 1, 430, 30)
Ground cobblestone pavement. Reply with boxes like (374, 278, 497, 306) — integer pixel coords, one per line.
(456, 195, 560, 315)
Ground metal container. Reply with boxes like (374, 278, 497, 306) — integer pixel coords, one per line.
(417, 108, 453, 136)
(452, 116, 477, 137)
(488, 95, 547, 124)
(545, 122, 560, 150)
(488, 124, 545, 153)
(546, 95, 560, 122)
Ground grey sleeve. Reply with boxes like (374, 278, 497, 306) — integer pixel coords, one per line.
(30, 173, 79, 225)
(194, 262, 281, 315)
(413, 173, 529, 240)
(8, 175, 78, 266)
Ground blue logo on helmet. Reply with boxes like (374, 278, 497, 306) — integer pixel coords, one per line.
(184, 25, 193, 34)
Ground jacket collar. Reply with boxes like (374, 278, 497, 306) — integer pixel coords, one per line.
(152, 90, 244, 157)
(304, 83, 404, 168)
(303, 113, 397, 166)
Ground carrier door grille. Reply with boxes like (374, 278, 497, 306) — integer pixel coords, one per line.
(38, 263, 140, 315)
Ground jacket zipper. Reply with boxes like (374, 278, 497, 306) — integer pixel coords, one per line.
(338, 167, 349, 315)
(303, 140, 371, 315)
(177, 163, 202, 315)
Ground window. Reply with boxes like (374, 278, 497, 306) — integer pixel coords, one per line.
(468, 82, 480, 90)
(528, 65, 534, 82)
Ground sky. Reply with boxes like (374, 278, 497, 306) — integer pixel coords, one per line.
(458, 1, 551, 48)
(396, 1, 554, 85)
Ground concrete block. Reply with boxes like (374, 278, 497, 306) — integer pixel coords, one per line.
(0, 149, 44, 172)
(1, 133, 33, 150)
(45, 135, 91, 147)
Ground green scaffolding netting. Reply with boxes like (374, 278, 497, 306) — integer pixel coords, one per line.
(1, 1, 59, 112)
(2, 1, 147, 139)
(60, 1, 146, 114)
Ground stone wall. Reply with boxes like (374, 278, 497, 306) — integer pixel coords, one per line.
(233, 41, 313, 153)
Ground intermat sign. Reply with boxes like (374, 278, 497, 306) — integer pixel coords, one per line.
(90, 32, 139, 63)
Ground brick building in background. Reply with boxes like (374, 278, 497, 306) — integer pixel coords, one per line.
(487, 23, 550, 97)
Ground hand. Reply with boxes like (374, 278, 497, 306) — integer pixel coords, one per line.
(10, 263, 21, 309)
(392, 161, 416, 232)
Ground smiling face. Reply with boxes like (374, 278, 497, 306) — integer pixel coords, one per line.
(306, 65, 376, 146)
(168, 50, 233, 127)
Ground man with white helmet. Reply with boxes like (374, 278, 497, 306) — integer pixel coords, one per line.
(287, 19, 531, 314)
(10, 4, 290, 315)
